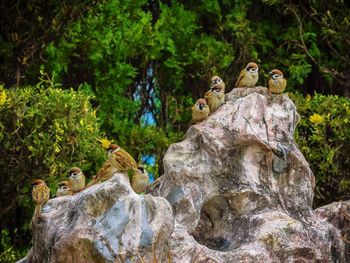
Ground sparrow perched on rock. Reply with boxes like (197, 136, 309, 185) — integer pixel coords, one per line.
(235, 62, 259, 88)
(204, 76, 225, 113)
(211, 75, 226, 93)
(191, 98, 210, 124)
(56, 181, 73, 197)
(131, 165, 149, 194)
(31, 179, 50, 218)
(86, 159, 118, 187)
(268, 69, 287, 94)
(68, 167, 86, 193)
(108, 144, 138, 172)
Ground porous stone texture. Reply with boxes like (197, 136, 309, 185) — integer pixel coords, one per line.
(150, 87, 346, 262)
(21, 87, 349, 263)
(25, 174, 174, 263)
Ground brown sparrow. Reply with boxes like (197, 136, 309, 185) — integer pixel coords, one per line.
(235, 62, 259, 88)
(131, 165, 149, 193)
(268, 69, 287, 94)
(56, 181, 73, 197)
(204, 77, 225, 113)
(87, 159, 118, 187)
(191, 98, 210, 124)
(68, 167, 86, 193)
(108, 144, 138, 172)
(31, 179, 50, 218)
(211, 75, 225, 93)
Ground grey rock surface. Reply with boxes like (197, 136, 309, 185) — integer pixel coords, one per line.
(23, 87, 348, 263)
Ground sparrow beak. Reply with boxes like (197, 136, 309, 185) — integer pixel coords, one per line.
(199, 104, 204, 110)
(268, 72, 273, 76)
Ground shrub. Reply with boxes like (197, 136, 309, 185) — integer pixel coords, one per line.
(290, 92, 350, 207)
(0, 230, 26, 263)
(0, 83, 105, 258)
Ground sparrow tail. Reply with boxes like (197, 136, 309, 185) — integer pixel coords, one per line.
(34, 203, 42, 218)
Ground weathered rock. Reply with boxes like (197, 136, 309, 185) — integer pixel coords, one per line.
(22, 87, 349, 263)
(150, 87, 346, 262)
(25, 173, 174, 263)
(314, 200, 350, 262)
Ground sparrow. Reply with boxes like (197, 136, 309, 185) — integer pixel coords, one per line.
(86, 159, 118, 188)
(131, 165, 149, 194)
(56, 181, 73, 197)
(268, 69, 287, 94)
(108, 144, 138, 172)
(211, 75, 226, 93)
(191, 98, 210, 124)
(68, 167, 86, 193)
(204, 76, 225, 113)
(235, 62, 259, 88)
(31, 179, 50, 218)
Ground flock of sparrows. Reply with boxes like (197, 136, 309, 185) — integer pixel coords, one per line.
(191, 62, 287, 123)
(31, 62, 287, 218)
(31, 144, 149, 218)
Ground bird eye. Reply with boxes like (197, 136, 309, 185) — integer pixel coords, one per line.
(62, 186, 67, 190)
(217, 79, 221, 83)
(274, 74, 279, 79)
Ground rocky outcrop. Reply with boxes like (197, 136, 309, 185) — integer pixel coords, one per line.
(150, 87, 345, 262)
(22, 87, 348, 262)
(26, 174, 174, 263)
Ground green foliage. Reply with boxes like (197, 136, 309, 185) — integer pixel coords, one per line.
(0, 81, 105, 260)
(0, 230, 26, 263)
(291, 92, 350, 207)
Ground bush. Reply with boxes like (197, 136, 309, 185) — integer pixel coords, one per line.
(0, 83, 106, 259)
(0, 230, 26, 263)
(290, 92, 350, 207)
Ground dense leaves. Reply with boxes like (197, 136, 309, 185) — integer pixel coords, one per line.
(291, 93, 350, 207)
(0, 82, 105, 255)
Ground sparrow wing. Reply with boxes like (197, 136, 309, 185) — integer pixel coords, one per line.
(94, 159, 117, 183)
(282, 78, 287, 89)
(235, 69, 245, 88)
(268, 78, 273, 90)
(204, 90, 212, 100)
(96, 160, 113, 178)
(114, 149, 138, 171)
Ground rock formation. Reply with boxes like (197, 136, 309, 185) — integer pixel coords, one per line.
(149, 87, 346, 262)
(20, 87, 349, 262)
(25, 174, 174, 263)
